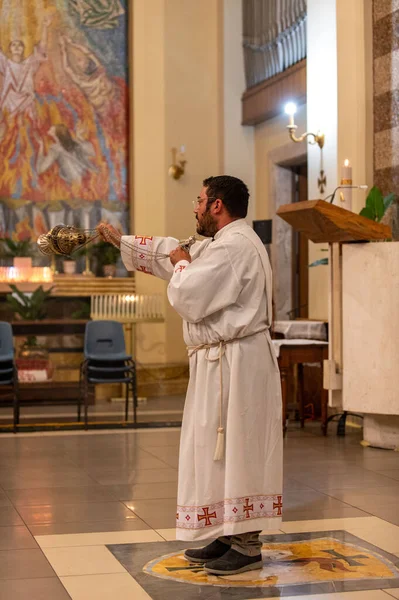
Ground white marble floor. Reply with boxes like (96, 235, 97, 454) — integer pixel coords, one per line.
(1, 425, 399, 599)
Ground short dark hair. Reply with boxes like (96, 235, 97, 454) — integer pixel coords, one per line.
(203, 175, 249, 218)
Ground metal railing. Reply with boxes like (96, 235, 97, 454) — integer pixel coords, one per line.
(91, 294, 164, 323)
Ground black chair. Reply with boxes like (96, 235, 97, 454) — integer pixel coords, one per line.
(79, 320, 137, 428)
(0, 322, 20, 431)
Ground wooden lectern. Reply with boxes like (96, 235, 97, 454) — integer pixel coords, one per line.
(276, 200, 391, 244)
(276, 200, 391, 433)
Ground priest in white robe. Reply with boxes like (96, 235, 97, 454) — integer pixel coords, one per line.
(97, 175, 283, 576)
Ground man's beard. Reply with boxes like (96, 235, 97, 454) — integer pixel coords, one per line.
(196, 210, 218, 238)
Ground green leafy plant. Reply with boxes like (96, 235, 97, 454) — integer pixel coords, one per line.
(22, 335, 42, 349)
(0, 238, 34, 257)
(91, 241, 120, 266)
(359, 186, 395, 222)
(71, 301, 91, 319)
(6, 285, 54, 320)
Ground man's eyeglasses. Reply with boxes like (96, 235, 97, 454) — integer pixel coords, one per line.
(192, 196, 216, 208)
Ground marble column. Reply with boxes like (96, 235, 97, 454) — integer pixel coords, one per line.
(366, 1, 399, 448)
(373, 1, 399, 239)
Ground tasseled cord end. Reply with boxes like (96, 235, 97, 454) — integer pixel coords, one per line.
(213, 427, 225, 461)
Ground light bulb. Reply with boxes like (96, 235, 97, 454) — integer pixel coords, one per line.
(284, 102, 297, 116)
(285, 102, 297, 128)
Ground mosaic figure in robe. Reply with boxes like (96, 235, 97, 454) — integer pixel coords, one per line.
(37, 123, 97, 185)
(0, 15, 52, 125)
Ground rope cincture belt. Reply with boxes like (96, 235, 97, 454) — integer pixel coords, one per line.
(187, 328, 269, 462)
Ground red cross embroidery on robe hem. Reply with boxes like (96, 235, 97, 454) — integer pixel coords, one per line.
(273, 495, 283, 516)
(176, 494, 283, 530)
(243, 498, 254, 519)
(197, 507, 217, 526)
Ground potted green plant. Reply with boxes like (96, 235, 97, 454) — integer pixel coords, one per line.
(0, 238, 34, 271)
(6, 284, 54, 360)
(0, 238, 33, 257)
(92, 241, 119, 277)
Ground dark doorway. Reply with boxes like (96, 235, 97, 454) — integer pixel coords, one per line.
(292, 164, 309, 319)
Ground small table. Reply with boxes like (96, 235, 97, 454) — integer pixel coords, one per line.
(11, 319, 88, 336)
(273, 340, 329, 436)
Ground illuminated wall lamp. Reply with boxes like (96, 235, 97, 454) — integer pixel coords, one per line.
(285, 103, 325, 149)
(168, 146, 187, 180)
(285, 102, 326, 193)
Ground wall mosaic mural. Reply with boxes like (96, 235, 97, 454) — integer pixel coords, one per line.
(0, 0, 129, 242)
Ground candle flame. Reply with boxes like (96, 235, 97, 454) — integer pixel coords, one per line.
(344, 159, 350, 167)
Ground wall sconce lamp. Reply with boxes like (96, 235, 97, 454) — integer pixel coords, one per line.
(285, 103, 325, 149)
(284, 102, 326, 193)
(168, 146, 187, 180)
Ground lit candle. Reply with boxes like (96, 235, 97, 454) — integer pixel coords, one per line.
(340, 159, 353, 211)
(341, 159, 352, 185)
(284, 102, 297, 128)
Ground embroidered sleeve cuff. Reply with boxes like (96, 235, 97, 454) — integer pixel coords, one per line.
(173, 260, 190, 274)
(120, 235, 155, 274)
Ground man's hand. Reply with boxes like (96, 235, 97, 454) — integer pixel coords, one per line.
(169, 246, 192, 266)
(96, 222, 122, 248)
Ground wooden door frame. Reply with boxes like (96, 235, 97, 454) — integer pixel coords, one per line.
(268, 143, 307, 319)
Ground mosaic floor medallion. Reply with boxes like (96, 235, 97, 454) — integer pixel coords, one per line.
(108, 531, 399, 599)
(143, 536, 399, 588)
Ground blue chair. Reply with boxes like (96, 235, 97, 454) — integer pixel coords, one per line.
(79, 320, 137, 428)
(0, 322, 19, 430)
